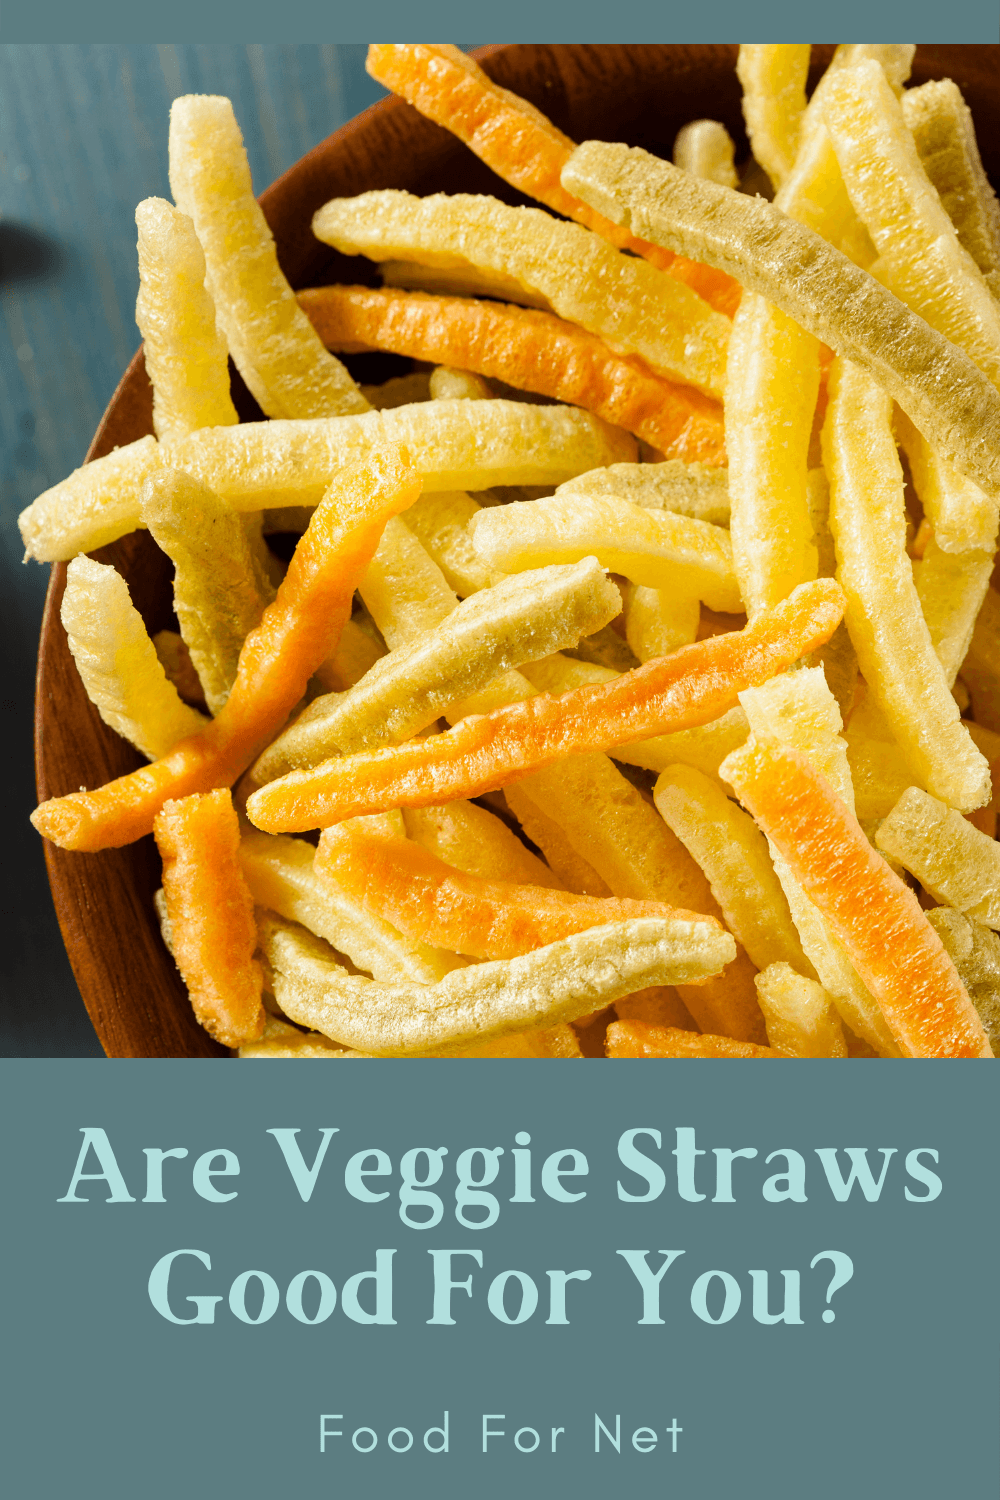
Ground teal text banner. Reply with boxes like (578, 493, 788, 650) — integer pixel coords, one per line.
(3, 4, 999, 42)
(4, 1058, 997, 1498)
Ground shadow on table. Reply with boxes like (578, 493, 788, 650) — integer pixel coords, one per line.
(0, 223, 66, 286)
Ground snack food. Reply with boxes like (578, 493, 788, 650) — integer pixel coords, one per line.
(721, 735, 992, 1057)
(314, 820, 725, 960)
(243, 580, 844, 831)
(363, 44, 741, 316)
(28, 44, 1000, 1060)
(559, 138, 1000, 498)
(261, 910, 735, 1056)
(33, 446, 421, 850)
(154, 788, 265, 1047)
(312, 190, 731, 398)
(296, 285, 726, 463)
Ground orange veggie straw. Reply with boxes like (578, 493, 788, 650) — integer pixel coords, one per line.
(32, 446, 421, 852)
(722, 737, 994, 1058)
(298, 284, 726, 465)
(366, 44, 741, 318)
(246, 577, 844, 831)
(315, 825, 720, 959)
(154, 788, 264, 1048)
(607, 1020, 776, 1057)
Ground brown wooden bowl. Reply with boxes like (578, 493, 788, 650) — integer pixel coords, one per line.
(35, 43, 1000, 1056)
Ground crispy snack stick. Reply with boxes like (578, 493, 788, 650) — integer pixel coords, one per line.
(757, 48, 910, 283)
(245, 578, 844, 830)
(20, 400, 633, 563)
(618, 705, 751, 783)
(32, 448, 420, 852)
(250, 1023, 585, 1059)
(739, 670, 899, 1057)
(721, 737, 993, 1058)
(381, 258, 554, 309)
(141, 469, 273, 715)
(864, 728, 988, 872)
(502, 786, 611, 897)
(875, 786, 1000, 929)
(154, 789, 264, 1048)
(726, 55, 866, 628)
(913, 540, 994, 688)
(903, 78, 1000, 301)
(360, 530, 542, 725)
(297, 284, 726, 463)
(278, 557, 616, 774)
(250, 558, 619, 783)
(895, 408, 998, 556)
(61, 556, 209, 759)
(926, 909, 1000, 1056)
(607, 1021, 776, 1058)
(724, 293, 820, 616)
(260, 911, 736, 1056)
(742, 667, 854, 807)
(447, 660, 734, 912)
(805, 469, 859, 721)
(822, 61, 1000, 393)
(848, 713, 998, 837)
(560, 140, 1000, 499)
(348, 513, 763, 1042)
(134, 197, 238, 440)
(404, 491, 491, 597)
(508, 749, 765, 1045)
(622, 584, 700, 662)
(731, 57, 911, 627)
(239, 1015, 364, 1058)
(445, 1025, 583, 1058)
(823, 358, 989, 811)
(168, 94, 368, 421)
(403, 800, 563, 890)
(774, 46, 912, 261)
(369, 571, 760, 1042)
(354, 528, 602, 900)
(272, 1022, 589, 1060)
(315, 823, 717, 961)
(360, 516, 458, 649)
(754, 962, 848, 1058)
(653, 764, 814, 977)
(673, 120, 738, 189)
(520, 653, 752, 783)
(21, 433, 160, 562)
(557, 461, 729, 522)
(844, 727, 912, 824)
(364, 43, 739, 316)
(735, 46, 810, 191)
(311, 191, 731, 400)
(826, 44, 915, 95)
(239, 826, 462, 984)
(429, 366, 492, 400)
(470, 493, 741, 611)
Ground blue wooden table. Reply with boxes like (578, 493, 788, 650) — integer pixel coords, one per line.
(0, 43, 412, 1053)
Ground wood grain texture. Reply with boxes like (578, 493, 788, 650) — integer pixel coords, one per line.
(34, 43, 1000, 1056)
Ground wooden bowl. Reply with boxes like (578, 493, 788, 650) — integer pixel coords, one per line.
(35, 43, 1000, 1056)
